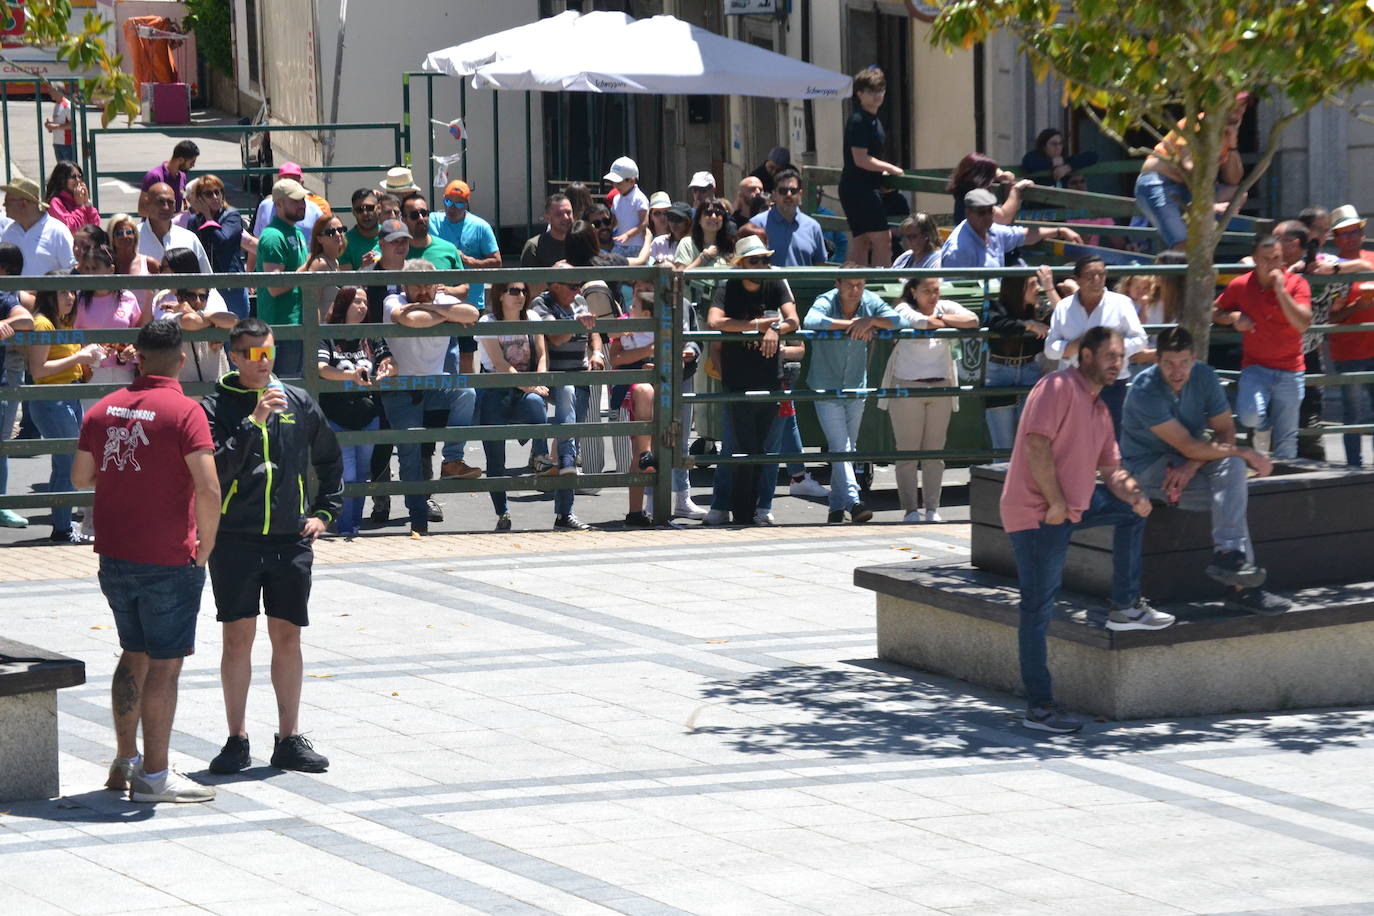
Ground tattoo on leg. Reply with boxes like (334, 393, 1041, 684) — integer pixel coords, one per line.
(113, 664, 139, 718)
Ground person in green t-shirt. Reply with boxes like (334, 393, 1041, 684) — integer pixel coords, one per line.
(342, 187, 380, 269)
(255, 179, 308, 375)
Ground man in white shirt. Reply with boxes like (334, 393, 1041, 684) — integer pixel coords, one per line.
(138, 182, 211, 273)
(1044, 254, 1149, 436)
(0, 177, 74, 274)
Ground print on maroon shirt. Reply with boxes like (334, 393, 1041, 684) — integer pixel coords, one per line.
(77, 376, 214, 566)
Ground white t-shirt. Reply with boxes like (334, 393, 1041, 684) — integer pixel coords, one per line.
(2, 213, 74, 275)
(648, 233, 677, 264)
(50, 98, 72, 145)
(151, 290, 231, 383)
(474, 311, 545, 373)
(890, 300, 973, 381)
(1044, 289, 1148, 381)
(611, 185, 649, 237)
(137, 221, 211, 273)
(383, 291, 460, 376)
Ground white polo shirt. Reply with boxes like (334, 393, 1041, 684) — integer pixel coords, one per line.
(137, 220, 212, 274)
(383, 292, 460, 376)
(1044, 289, 1148, 381)
(2, 212, 74, 275)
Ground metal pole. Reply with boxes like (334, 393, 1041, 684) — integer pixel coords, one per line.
(89, 127, 99, 211)
(35, 86, 45, 182)
(76, 80, 89, 177)
(652, 264, 677, 523)
(2, 81, 11, 184)
(524, 91, 533, 243)
(460, 78, 467, 182)
(401, 71, 411, 167)
(425, 73, 435, 192)
(492, 89, 500, 234)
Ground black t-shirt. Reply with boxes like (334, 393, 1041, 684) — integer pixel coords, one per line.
(750, 161, 776, 194)
(841, 109, 885, 190)
(360, 262, 396, 324)
(712, 278, 792, 392)
(520, 231, 565, 269)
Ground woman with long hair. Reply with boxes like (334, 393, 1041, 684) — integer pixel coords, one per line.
(187, 173, 249, 318)
(676, 198, 736, 270)
(106, 212, 160, 312)
(71, 223, 108, 267)
(564, 181, 595, 221)
(301, 213, 350, 321)
(946, 152, 1029, 225)
(983, 265, 1058, 450)
(26, 272, 105, 543)
(839, 66, 904, 267)
(44, 160, 100, 232)
(475, 280, 552, 531)
(1020, 128, 1099, 186)
(884, 275, 978, 522)
(892, 213, 941, 270)
(74, 244, 145, 387)
(638, 193, 688, 266)
(317, 286, 394, 537)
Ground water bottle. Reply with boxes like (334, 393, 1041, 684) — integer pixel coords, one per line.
(266, 377, 287, 413)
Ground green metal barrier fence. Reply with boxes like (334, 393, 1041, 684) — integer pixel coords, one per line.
(3, 263, 1374, 525)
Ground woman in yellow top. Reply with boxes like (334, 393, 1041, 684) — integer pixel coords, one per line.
(26, 270, 104, 543)
(1134, 92, 1249, 250)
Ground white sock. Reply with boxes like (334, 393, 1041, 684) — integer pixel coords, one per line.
(141, 767, 167, 781)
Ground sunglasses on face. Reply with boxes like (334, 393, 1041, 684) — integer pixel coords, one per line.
(444, 198, 467, 207)
(114, 227, 137, 238)
(320, 227, 346, 237)
(775, 186, 801, 196)
(590, 219, 612, 228)
(703, 209, 727, 217)
(181, 291, 208, 301)
(555, 281, 584, 291)
(504, 287, 528, 296)
(231, 345, 276, 361)
(353, 204, 376, 213)
(405, 209, 430, 220)
(740, 257, 769, 266)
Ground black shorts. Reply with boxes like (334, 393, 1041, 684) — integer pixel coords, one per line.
(457, 335, 478, 354)
(209, 534, 314, 626)
(838, 182, 889, 236)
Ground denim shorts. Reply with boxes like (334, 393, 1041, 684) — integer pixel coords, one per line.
(99, 556, 207, 659)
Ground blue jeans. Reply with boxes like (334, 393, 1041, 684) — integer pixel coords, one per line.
(28, 397, 82, 536)
(328, 418, 377, 535)
(381, 387, 474, 530)
(274, 339, 304, 379)
(1236, 365, 1304, 460)
(1134, 171, 1190, 248)
(54, 143, 75, 163)
(710, 405, 781, 514)
(814, 399, 865, 511)
(984, 358, 1043, 450)
(1133, 454, 1253, 561)
(1334, 357, 1374, 466)
(0, 396, 19, 499)
(99, 557, 206, 659)
(674, 374, 695, 494)
(550, 383, 589, 516)
(1100, 378, 1128, 440)
(1007, 484, 1146, 708)
(479, 387, 548, 516)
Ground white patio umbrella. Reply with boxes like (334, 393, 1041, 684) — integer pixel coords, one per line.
(422, 10, 630, 77)
(470, 13, 852, 99)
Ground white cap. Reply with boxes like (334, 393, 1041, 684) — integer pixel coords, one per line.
(603, 156, 639, 182)
(688, 170, 716, 189)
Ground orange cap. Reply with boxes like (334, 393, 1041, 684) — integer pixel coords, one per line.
(444, 180, 471, 201)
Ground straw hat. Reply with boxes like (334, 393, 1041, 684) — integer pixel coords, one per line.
(1331, 205, 1366, 232)
(379, 167, 421, 194)
(734, 235, 774, 260)
(0, 176, 46, 210)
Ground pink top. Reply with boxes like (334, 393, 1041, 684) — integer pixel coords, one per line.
(75, 290, 142, 369)
(47, 190, 101, 233)
(999, 367, 1119, 533)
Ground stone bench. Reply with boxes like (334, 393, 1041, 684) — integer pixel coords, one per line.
(968, 461, 1374, 602)
(0, 637, 86, 801)
(855, 563, 1374, 719)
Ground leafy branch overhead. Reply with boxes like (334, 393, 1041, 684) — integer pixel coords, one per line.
(0, 0, 139, 125)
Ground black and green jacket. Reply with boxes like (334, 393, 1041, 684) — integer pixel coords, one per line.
(202, 372, 343, 536)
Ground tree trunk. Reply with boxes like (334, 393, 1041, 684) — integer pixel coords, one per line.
(1179, 115, 1225, 356)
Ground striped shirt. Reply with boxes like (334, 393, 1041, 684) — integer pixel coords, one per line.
(531, 292, 591, 371)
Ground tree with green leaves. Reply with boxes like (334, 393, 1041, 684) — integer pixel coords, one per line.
(932, 0, 1374, 350)
(0, 0, 139, 126)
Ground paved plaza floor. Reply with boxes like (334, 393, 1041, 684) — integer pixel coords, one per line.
(5, 515, 1374, 915)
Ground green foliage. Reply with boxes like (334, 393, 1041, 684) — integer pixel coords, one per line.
(0, 0, 139, 125)
(184, 0, 233, 77)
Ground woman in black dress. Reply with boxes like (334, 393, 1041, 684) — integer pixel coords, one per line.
(838, 66, 904, 267)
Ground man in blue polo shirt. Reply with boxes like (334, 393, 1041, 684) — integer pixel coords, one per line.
(938, 188, 1082, 268)
(748, 168, 826, 268)
(1121, 325, 1290, 616)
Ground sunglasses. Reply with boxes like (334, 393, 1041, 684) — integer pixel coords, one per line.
(443, 198, 468, 207)
(114, 228, 137, 238)
(589, 219, 612, 228)
(555, 281, 584, 291)
(703, 209, 727, 217)
(775, 186, 802, 196)
(231, 345, 276, 361)
(180, 291, 208, 301)
(739, 256, 769, 266)
(405, 209, 430, 220)
(353, 204, 377, 213)
(320, 227, 346, 237)
(504, 287, 528, 296)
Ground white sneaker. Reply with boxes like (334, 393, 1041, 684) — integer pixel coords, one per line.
(753, 509, 776, 526)
(789, 474, 829, 498)
(673, 496, 708, 520)
(129, 767, 216, 803)
(902, 510, 924, 524)
(925, 510, 944, 523)
(703, 509, 730, 526)
(105, 754, 139, 790)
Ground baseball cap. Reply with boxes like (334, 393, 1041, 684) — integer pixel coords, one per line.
(767, 146, 791, 168)
(277, 161, 304, 179)
(688, 170, 716, 190)
(603, 156, 639, 183)
(379, 218, 413, 242)
(271, 178, 309, 202)
(964, 188, 997, 208)
(444, 179, 471, 202)
(666, 202, 692, 222)
(648, 190, 672, 210)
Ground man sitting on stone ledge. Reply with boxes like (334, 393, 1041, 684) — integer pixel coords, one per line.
(1001, 326, 1174, 735)
(1121, 326, 1292, 617)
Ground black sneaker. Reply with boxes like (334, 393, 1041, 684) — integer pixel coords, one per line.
(554, 514, 590, 531)
(1225, 587, 1292, 617)
(494, 513, 512, 531)
(271, 733, 329, 772)
(827, 509, 845, 524)
(426, 498, 444, 522)
(849, 503, 873, 524)
(1023, 705, 1083, 734)
(208, 735, 251, 774)
(637, 450, 657, 471)
(624, 511, 653, 528)
(1205, 550, 1267, 588)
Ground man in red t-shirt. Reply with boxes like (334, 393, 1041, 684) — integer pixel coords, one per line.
(1212, 234, 1313, 459)
(1326, 206, 1374, 466)
(72, 320, 221, 804)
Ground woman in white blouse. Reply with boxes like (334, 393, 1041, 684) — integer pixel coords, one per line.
(883, 276, 978, 523)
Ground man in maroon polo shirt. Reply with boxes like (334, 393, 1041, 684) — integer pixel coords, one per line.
(72, 319, 222, 804)
(1212, 234, 1312, 459)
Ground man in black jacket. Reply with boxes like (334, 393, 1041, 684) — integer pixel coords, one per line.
(202, 317, 343, 775)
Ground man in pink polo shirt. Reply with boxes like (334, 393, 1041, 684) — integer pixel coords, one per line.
(1212, 234, 1312, 459)
(1001, 326, 1173, 734)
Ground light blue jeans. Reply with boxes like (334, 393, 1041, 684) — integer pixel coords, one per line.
(983, 358, 1043, 450)
(328, 418, 377, 535)
(550, 383, 590, 516)
(28, 397, 82, 536)
(479, 387, 549, 517)
(1236, 365, 1304, 460)
(0, 396, 19, 500)
(1334, 357, 1374, 467)
(813, 399, 865, 511)
(1134, 171, 1190, 248)
(1132, 454, 1253, 561)
(380, 387, 475, 530)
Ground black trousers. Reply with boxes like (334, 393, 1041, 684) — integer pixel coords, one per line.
(728, 401, 777, 524)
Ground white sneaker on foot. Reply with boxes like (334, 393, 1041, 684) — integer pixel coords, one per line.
(703, 509, 730, 526)
(789, 474, 829, 498)
(129, 767, 216, 803)
(753, 509, 776, 526)
(925, 510, 944, 523)
(902, 510, 924, 524)
(673, 496, 707, 520)
(105, 754, 139, 790)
